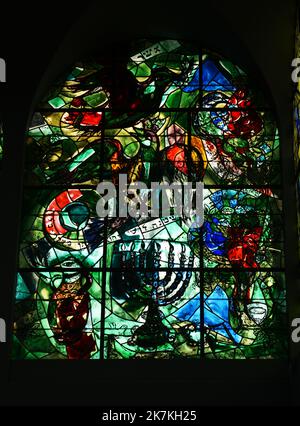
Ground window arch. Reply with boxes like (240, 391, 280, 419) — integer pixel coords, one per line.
(13, 39, 286, 360)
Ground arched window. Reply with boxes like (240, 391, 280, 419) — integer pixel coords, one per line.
(13, 39, 286, 360)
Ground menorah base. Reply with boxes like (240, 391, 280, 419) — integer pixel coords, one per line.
(133, 300, 169, 348)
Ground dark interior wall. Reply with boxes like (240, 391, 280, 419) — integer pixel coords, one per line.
(0, 0, 299, 406)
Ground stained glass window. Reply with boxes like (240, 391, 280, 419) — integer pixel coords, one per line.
(13, 39, 287, 360)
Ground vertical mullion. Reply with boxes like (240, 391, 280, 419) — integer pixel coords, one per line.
(199, 47, 205, 358)
(199, 49, 203, 109)
(200, 226, 205, 358)
(99, 111, 107, 360)
(100, 217, 108, 359)
(187, 111, 192, 185)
